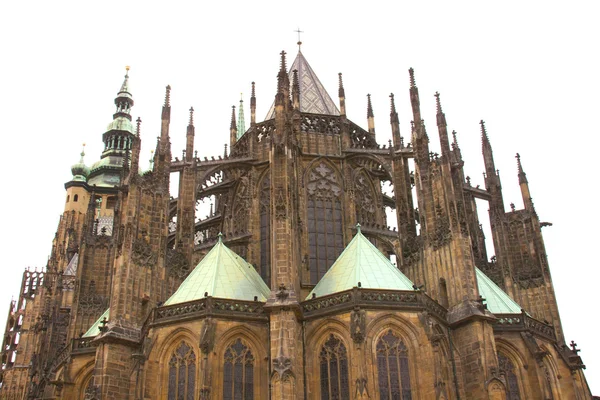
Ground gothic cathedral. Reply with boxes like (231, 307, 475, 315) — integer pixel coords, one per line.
(0, 47, 593, 399)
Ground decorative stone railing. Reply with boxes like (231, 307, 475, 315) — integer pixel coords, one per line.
(153, 297, 267, 326)
(495, 313, 556, 342)
(302, 288, 446, 322)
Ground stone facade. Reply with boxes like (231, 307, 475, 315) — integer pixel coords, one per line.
(0, 49, 593, 400)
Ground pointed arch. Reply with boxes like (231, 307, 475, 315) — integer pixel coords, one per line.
(375, 329, 412, 399)
(153, 328, 199, 400)
(353, 167, 378, 225)
(495, 339, 530, 400)
(318, 333, 350, 400)
(304, 158, 345, 284)
(222, 337, 255, 400)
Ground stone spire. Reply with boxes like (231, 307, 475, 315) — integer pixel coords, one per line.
(338, 73, 346, 116)
(367, 94, 375, 134)
(250, 82, 256, 126)
(230, 105, 237, 146)
(237, 95, 245, 138)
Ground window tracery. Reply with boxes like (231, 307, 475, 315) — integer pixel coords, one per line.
(354, 170, 377, 225)
(167, 341, 196, 400)
(376, 330, 412, 400)
(307, 162, 344, 284)
(223, 338, 254, 400)
(260, 174, 271, 285)
(498, 353, 521, 400)
(319, 334, 350, 400)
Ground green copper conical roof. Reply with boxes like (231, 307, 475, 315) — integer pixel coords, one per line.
(164, 235, 270, 305)
(476, 268, 522, 314)
(307, 226, 414, 299)
(82, 308, 109, 338)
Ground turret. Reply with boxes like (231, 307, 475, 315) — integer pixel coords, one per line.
(292, 69, 300, 111)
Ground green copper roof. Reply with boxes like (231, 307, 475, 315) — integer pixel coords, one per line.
(307, 226, 414, 299)
(476, 268, 522, 314)
(237, 96, 245, 139)
(82, 308, 109, 338)
(164, 235, 270, 305)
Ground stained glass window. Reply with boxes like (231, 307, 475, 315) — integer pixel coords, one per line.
(319, 334, 350, 400)
(260, 175, 271, 285)
(307, 163, 344, 284)
(223, 338, 254, 400)
(498, 353, 521, 400)
(376, 330, 412, 400)
(167, 341, 196, 400)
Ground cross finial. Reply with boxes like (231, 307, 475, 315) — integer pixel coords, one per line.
(294, 27, 304, 49)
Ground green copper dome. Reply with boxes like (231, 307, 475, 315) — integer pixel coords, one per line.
(164, 235, 270, 305)
(70, 145, 90, 182)
(307, 225, 414, 299)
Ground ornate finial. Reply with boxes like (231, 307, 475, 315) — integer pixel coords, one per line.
(217, 232, 223, 242)
(135, 117, 141, 136)
(409, 68, 416, 88)
(515, 152, 523, 172)
(480, 120, 487, 136)
(356, 223, 361, 233)
(451, 130, 459, 150)
(280, 50, 287, 72)
(125, 65, 130, 75)
(80, 143, 86, 158)
(389, 93, 397, 114)
(164, 85, 171, 107)
(367, 94, 374, 118)
(435, 91, 442, 114)
(189, 107, 194, 126)
(295, 27, 304, 50)
(338, 72, 345, 97)
(251, 81, 256, 98)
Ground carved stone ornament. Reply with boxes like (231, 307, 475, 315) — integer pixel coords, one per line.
(131, 238, 157, 267)
(275, 283, 289, 302)
(350, 309, 366, 344)
(199, 318, 216, 354)
(84, 384, 100, 400)
(275, 187, 287, 220)
(272, 354, 293, 380)
(166, 248, 189, 278)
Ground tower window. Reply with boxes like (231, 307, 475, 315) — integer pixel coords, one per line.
(377, 330, 412, 399)
(66, 195, 70, 203)
(73, 194, 79, 202)
(498, 353, 521, 400)
(307, 163, 344, 284)
(319, 334, 350, 400)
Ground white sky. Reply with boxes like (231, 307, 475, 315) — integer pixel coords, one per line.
(1, 0, 598, 393)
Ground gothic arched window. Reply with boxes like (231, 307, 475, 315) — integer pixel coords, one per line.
(167, 341, 196, 400)
(223, 338, 254, 400)
(319, 334, 350, 400)
(307, 162, 344, 284)
(376, 330, 412, 400)
(498, 353, 521, 400)
(260, 174, 271, 285)
(354, 170, 377, 225)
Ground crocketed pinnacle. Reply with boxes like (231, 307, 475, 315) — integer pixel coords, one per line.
(367, 94, 374, 118)
(516, 153, 528, 183)
(237, 95, 245, 137)
(480, 120, 490, 147)
(135, 117, 141, 136)
(164, 85, 171, 107)
(338, 72, 345, 98)
(435, 91, 443, 114)
(409, 67, 416, 88)
(230, 105, 236, 130)
(189, 107, 194, 126)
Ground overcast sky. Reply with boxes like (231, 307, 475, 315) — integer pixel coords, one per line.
(1, 0, 598, 393)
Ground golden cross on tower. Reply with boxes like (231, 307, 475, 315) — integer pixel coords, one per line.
(294, 27, 304, 49)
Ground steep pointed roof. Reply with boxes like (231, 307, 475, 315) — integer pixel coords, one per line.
(307, 226, 414, 299)
(476, 268, 522, 314)
(64, 253, 79, 276)
(82, 308, 109, 337)
(266, 50, 340, 119)
(164, 235, 270, 305)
